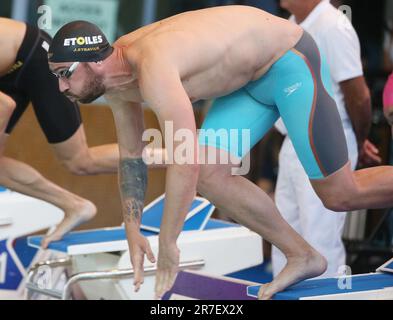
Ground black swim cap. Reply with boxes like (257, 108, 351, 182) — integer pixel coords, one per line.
(48, 21, 114, 63)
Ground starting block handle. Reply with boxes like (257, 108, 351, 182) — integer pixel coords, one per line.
(25, 283, 63, 300)
(26, 258, 72, 300)
(62, 259, 205, 300)
(28, 257, 72, 273)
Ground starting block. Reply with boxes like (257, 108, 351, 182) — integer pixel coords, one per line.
(160, 263, 393, 300)
(0, 189, 64, 299)
(247, 272, 393, 300)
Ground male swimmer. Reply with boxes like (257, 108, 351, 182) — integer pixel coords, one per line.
(272, 0, 380, 279)
(48, 6, 393, 299)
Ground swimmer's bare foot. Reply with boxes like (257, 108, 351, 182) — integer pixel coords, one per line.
(258, 250, 327, 300)
(41, 199, 96, 249)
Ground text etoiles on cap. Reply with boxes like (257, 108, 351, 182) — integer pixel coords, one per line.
(48, 20, 114, 63)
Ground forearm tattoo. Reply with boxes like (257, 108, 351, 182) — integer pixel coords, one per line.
(119, 158, 147, 224)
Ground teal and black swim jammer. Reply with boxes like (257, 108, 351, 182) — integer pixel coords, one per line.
(199, 30, 348, 180)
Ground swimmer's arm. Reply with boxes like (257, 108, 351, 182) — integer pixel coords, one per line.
(139, 62, 199, 245)
(108, 98, 161, 290)
(107, 99, 147, 231)
(341, 77, 381, 165)
(340, 76, 371, 148)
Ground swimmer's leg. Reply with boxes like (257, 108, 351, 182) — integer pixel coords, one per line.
(276, 33, 393, 212)
(198, 150, 327, 300)
(0, 155, 96, 248)
(198, 89, 327, 300)
(258, 30, 393, 299)
(312, 162, 393, 211)
(0, 93, 96, 245)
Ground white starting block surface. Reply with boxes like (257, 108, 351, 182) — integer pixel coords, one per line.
(0, 190, 63, 239)
(0, 189, 64, 299)
(27, 195, 263, 300)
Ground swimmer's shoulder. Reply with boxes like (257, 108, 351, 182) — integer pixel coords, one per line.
(117, 33, 178, 72)
(113, 18, 168, 49)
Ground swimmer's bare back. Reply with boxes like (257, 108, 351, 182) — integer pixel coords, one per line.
(0, 18, 26, 77)
(112, 5, 303, 103)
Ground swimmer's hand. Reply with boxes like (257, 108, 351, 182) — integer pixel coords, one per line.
(155, 243, 180, 299)
(358, 139, 382, 168)
(129, 232, 156, 292)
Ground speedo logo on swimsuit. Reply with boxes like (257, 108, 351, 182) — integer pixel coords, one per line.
(284, 82, 302, 97)
(63, 35, 103, 47)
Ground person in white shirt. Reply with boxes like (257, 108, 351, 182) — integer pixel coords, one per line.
(272, 0, 381, 278)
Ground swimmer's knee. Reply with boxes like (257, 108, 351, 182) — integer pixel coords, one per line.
(311, 163, 360, 212)
(0, 96, 16, 117)
(62, 157, 95, 176)
(197, 164, 229, 195)
(197, 165, 215, 194)
(321, 196, 352, 212)
(318, 186, 360, 212)
(57, 147, 100, 176)
(5, 100, 16, 114)
(0, 93, 16, 108)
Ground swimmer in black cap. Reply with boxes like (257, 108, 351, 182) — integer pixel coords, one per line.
(49, 20, 113, 63)
(1, 18, 125, 248)
(49, 6, 393, 300)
